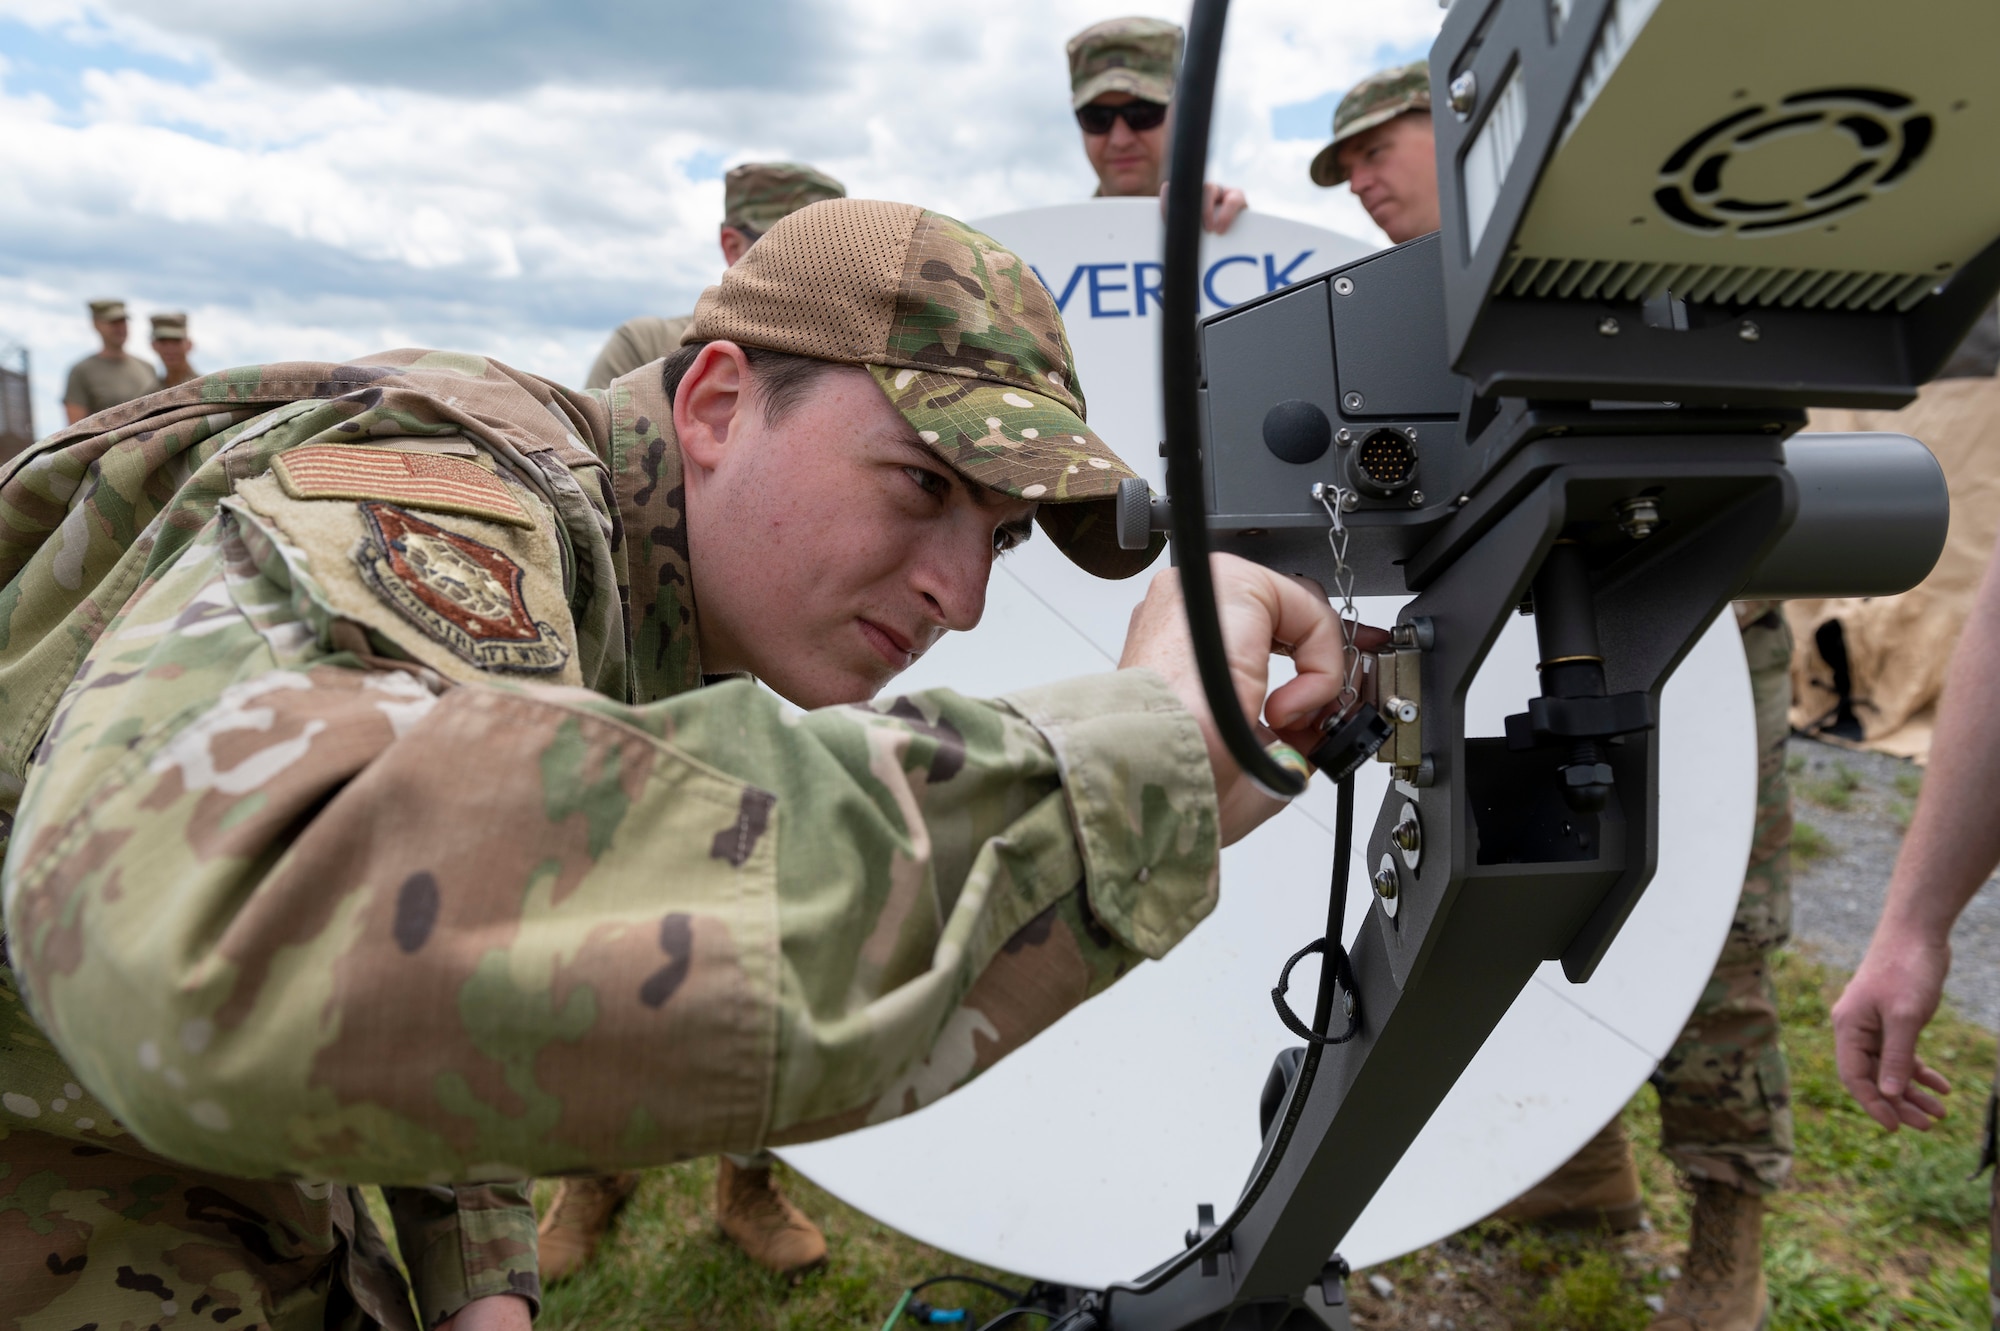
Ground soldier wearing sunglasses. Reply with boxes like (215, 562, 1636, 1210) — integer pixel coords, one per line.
(1067, 17, 1247, 234)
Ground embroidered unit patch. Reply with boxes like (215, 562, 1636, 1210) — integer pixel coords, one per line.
(275, 445, 533, 528)
(354, 502, 570, 673)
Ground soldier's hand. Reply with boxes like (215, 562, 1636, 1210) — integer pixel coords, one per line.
(1158, 180, 1250, 234)
(1831, 927, 1954, 1131)
(1119, 554, 1381, 846)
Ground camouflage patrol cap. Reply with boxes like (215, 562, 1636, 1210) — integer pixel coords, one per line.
(149, 312, 188, 341)
(723, 162, 847, 235)
(688, 198, 1158, 579)
(1067, 17, 1182, 110)
(87, 299, 128, 322)
(1309, 60, 1432, 187)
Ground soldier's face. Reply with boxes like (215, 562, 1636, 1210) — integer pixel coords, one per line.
(154, 338, 191, 367)
(1338, 113, 1441, 245)
(95, 317, 128, 351)
(1081, 91, 1170, 198)
(676, 343, 1037, 709)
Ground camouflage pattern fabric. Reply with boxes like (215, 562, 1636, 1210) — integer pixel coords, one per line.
(584, 314, 693, 391)
(722, 162, 845, 236)
(1066, 17, 1181, 109)
(0, 347, 1218, 1326)
(1652, 611, 1795, 1195)
(1309, 60, 1433, 187)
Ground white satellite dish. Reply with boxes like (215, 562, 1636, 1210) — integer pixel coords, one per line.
(778, 199, 1752, 1288)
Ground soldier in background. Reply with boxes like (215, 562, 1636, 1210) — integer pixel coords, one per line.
(556, 162, 847, 1287)
(1066, 17, 1246, 234)
(152, 311, 199, 388)
(62, 298, 159, 424)
(582, 162, 845, 391)
(1312, 60, 1791, 1331)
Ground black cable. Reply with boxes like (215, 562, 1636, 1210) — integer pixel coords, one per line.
(1272, 775, 1363, 1043)
(971, 1309, 1057, 1331)
(910, 1275, 1030, 1303)
(1159, 0, 1305, 802)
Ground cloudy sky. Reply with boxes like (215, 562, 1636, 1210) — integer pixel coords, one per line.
(0, 0, 1439, 435)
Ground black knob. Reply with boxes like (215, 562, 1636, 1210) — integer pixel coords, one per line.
(1262, 399, 1333, 465)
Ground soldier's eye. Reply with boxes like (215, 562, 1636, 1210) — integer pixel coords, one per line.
(903, 465, 950, 501)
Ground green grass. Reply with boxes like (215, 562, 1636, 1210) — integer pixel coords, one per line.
(500, 952, 1991, 1330)
(1792, 819, 1835, 863)
(1895, 768, 1925, 800)
(1799, 762, 1865, 812)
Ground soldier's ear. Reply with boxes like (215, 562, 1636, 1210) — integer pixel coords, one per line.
(675, 341, 753, 472)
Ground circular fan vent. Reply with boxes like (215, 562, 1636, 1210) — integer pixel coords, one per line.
(1654, 88, 1933, 237)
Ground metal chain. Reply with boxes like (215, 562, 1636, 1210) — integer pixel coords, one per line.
(1311, 482, 1361, 714)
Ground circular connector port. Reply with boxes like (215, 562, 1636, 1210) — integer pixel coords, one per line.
(1352, 428, 1418, 496)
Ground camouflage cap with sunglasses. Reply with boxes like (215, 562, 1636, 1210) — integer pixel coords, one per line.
(687, 198, 1161, 579)
(1067, 17, 1182, 111)
(722, 162, 847, 235)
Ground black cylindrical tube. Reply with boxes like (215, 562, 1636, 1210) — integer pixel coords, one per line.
(1531, 541, 1606, 700)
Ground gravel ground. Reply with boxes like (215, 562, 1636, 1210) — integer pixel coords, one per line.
(1788, 734, 2000, 1031)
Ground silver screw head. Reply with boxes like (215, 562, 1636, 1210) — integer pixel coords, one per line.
(1739, 320, 1761, 342)
(1340, 491, 1360, 512)
(1343, 390, 1365, 412)
(1335, 427, 1353, 446)
(1372, 865, 1398, 900)
(1598, 316, 1621, 336)
(1333, 276, 1355, 296)
(1617, 496, 1660, 540)
(1408, 490, 1425, 508)
(1448, 70, 1478, 116)
(1392, 818, 1421, 854)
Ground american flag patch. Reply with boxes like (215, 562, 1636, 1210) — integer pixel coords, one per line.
(272, 445, 533, 529)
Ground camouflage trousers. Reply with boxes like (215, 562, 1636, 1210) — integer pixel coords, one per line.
(1650, 612, 1795, 1196)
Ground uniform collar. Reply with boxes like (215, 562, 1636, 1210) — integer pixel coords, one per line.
(602, 362, 704, 702)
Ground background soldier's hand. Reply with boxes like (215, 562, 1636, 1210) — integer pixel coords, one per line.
(1119, 554, 1380, 846)
(1158, 180, 1251, 234)
(1831, 926, 1955, 1131)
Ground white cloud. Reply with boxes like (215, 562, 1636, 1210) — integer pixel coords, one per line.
(0, 0, 1442, 437)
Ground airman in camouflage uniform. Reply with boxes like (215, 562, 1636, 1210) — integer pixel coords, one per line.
(62, 299, 160, 426)
(152, 311, 200, 389)
(0, 199, 1342, 1330)
(583, 162, 845, 390)
(1065, 18, 1245, 232)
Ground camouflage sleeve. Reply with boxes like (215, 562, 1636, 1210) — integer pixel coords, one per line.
(3, 509, 1219, 1184)
(386, 1183, 541, 1327)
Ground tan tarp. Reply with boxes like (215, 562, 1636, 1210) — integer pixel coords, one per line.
(1787, 373, 2000, 763)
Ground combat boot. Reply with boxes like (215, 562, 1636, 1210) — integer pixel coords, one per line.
(1649, 1180, 1768, 1331)
(1495, 1118, 1647, 1232)
(716, 1156, 828, 1275)
(537, 1171, 640, 1283)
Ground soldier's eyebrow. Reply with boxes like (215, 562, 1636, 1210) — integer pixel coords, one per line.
(888, 434, 1027, 514)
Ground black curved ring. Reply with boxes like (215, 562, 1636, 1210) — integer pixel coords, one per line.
(1272, 937, 1361, 1045)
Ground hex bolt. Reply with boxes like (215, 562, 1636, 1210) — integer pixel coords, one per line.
(1449, 70, 1478, 116)
(1739, 320, 1761, 342)
(1408, 489, 1425, 507)
(1617, 496, 1661, 540)
(1333, 276, 1355, 296)
(1343, 391, 1365, 412)
(1598, 316, 1621, 337)
(1372, 865, 1398, 901)
(1336, 427, 1354, 446)
(1392, 818, 1421, 856)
